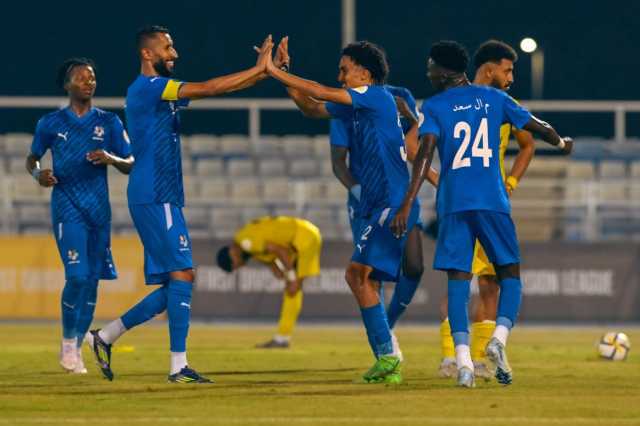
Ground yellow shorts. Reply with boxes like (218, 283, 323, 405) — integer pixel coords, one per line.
(292, 220, 322, 279)
(472, 241, 496, 276)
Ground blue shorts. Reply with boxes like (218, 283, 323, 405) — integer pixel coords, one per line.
(53, 221, 117, 281)
(351, 203, 420, 282)
(129, 203, 193, 284)
(434, 210, 520, 272)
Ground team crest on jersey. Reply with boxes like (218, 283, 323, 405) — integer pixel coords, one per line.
(92, 126, 105, 141)
(67, 249, 80, 264)
(179, 235, 190, 251)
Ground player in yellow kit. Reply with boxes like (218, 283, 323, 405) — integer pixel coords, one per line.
(216, 216, 322, 348)
(436, 40, 537, 379)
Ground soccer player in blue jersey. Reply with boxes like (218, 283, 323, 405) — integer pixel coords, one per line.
(329, 84, 438, 361)
(266, 39, 418, 384)
(89, 26, 275, 383)
(26, 58, 133, 374)
(391, 41, 572, 387)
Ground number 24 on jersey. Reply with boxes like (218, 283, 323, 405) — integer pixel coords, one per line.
(452, 117, 492, 170)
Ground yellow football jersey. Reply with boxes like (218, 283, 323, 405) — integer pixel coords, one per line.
(234, 216, 322, 278)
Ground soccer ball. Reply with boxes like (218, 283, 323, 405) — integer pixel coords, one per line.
(597, 332, 631, 361)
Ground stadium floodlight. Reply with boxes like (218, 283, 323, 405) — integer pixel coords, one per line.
(520, 37, 538, 53)
(520, 37, 543, 98)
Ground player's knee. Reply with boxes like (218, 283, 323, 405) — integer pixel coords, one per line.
(496, 263, 520, 281)
(170, 268, 195, 283)
(403, 261, 424, 280)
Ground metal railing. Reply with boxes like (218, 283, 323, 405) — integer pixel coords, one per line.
(1, 97, 639, 143)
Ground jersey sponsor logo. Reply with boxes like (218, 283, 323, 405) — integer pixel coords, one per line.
(179, 234, 190, 252)
(57, 132, 69, 141)
(92, 126, 105, 141)
(67, 249, 80, 265)
(353, 86, 368, 94)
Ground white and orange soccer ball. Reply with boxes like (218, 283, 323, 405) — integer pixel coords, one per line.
(597, 332, 631, 361)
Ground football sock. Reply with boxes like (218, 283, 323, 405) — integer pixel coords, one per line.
(387, 274, 419, 329)
(471, 320, 496, 361)
(455, 343, 474, 371)
(276, 290, 303, 338)
(75, 279, 98, 348)
(98, 318, 126, 345)
(440, 318, 455, 359)
(447, 279, 471, 336)
(167, 280, 192, 353)
(493, 318, 513, 346)
(497, 277, 522, 326)
(61, 277, 90, 339)
(170, 351, 188, 375)
(121, 286, 168, 330)
(360, 303, 393, 356)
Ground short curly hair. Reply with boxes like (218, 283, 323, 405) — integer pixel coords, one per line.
(56, 57, 95, 90)
(429, 40, 469, 73)
(473, 40, 518, 69)
(341, 41, 389, 84)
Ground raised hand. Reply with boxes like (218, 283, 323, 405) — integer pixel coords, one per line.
(274, 36, 290, 70)
(255, 34, 274, 71)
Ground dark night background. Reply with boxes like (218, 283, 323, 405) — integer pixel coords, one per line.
(1, 0, 637, 137)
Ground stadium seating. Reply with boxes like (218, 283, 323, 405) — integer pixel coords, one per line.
(2, 132, 640, 241)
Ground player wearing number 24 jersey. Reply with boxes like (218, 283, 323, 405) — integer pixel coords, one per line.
(392, 40, 572, 387)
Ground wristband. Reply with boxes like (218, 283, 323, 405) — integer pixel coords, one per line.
(285, 269, 296, 282)
(31, 168, 42, 182)
(279, 63, 290, 72)
(506, 175, 519, 191)
(557, 139, 566, 149)
(350, 184, 362, 202)
(274, 258, 286, 272)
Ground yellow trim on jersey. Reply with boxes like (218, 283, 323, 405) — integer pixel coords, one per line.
(161, 79, 182, 101)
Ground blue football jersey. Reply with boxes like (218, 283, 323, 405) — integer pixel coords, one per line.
(326, 85, 410, 216)
(384, 85, 419, 133)
(126, 75, 189, 207)
(30, 107, 131, 227)
(418, 84, 532, 216)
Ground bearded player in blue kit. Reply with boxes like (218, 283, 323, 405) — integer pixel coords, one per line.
(89, 26, 276, 383)
(26, 58, 133, 374)
(391, 41, 572, 387)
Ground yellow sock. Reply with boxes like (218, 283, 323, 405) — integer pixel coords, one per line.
(440, 318, 455, 359)
(277, 290, 303, 337)
(471, 320, 496, 361)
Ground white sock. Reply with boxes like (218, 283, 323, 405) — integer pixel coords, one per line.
(493, 325, 510, 346)
(98, 319, 126, 345)
(170, 352, 188, 375)
(455, 344, 473, 371)
(62, 337, 76, 347)
(273, 334, 290, 343)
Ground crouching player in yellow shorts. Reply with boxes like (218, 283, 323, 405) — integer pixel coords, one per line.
(216, 216, 322, 348)
(438, 40, 536, 379)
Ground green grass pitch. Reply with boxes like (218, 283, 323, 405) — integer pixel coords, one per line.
(0, 324, 638, 426)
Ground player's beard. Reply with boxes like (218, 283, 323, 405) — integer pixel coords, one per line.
(153, 59, 173, 77)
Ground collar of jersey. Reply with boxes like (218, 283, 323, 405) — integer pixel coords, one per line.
(64, 106, 96, 122)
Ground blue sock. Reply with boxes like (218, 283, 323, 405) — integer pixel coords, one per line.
(121, 286, 168, 330)
(360, 303, 393, 356)
(362, 285, 387, 358)
(387, 275, 420, 329)
(75, 279, 98, 348)
(61, 277, 89, 339)
(447, 279, 471, 338)
(497, 277, 522, 326)
(167, 280, 193, 353)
